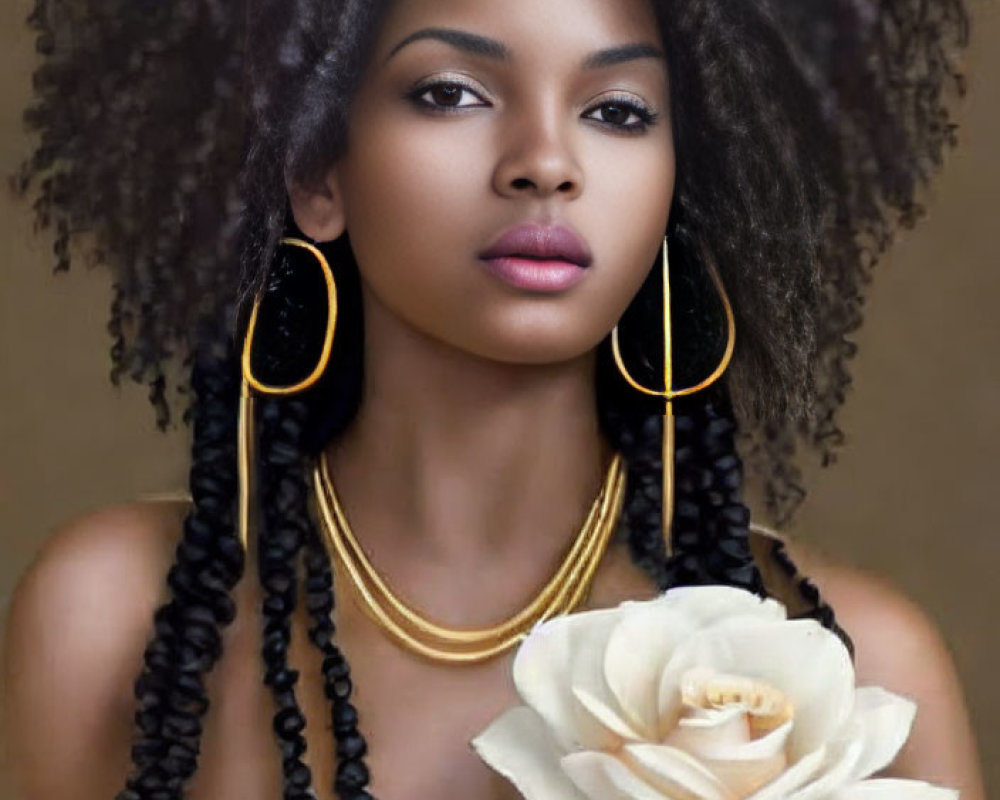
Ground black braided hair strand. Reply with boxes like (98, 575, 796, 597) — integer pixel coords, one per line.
(303, 535, 372, 800)
(604, 395, 851, 646)
(118, 354, 244, 800)
(603, 397, 765, 595)
(257, 393, 373, 800)
(256, 396, 318, 799)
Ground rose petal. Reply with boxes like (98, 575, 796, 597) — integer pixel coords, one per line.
(472, 706, 585, 800)
(845, 687, 917, 780)
(658, 618, 855, 760)
(561, 751, 669, 800)
(694, 720, 793, 762)
(569, 613, 637, 745)
(702, 754, 788, 800)
(744, 746, 830, 800)
(603, 600, 699, 736)
(666, 706, 754, 754)
(693, 722, 792, 799)
(513, 607, 623, 750)
(786, 738, 864, 800)
(827, 779, 960, 800)
(624, 743, 737, 800)
(653, 586, 789, 628)
(573, 686, 644, 741)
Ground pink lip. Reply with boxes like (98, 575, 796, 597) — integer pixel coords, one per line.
(479, 223, 593, 292)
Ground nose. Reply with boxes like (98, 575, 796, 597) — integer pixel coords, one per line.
(492, 108, 584, 201)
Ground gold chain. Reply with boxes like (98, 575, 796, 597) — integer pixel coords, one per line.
(312, 454, 626, 664)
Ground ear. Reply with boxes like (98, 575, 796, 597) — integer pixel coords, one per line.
(288, 166, 347, 242)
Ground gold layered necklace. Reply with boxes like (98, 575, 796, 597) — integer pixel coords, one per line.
(312, 454, 626, 664)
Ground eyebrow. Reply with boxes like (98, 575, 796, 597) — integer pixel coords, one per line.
(387, 28, 509, 62)
(583, 44, 665, 70)
(387, 27, 664, 70)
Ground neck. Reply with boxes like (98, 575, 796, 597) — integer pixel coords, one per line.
(326, 292, 609, 563)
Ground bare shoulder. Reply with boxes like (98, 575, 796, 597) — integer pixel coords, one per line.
(6, 501, 184, 684)
(13, 498, 183, 585)
(3, 501, 185, 799)
(784, 540, 986, 799)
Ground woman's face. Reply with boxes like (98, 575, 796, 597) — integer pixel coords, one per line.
(299, 0, 673, 365)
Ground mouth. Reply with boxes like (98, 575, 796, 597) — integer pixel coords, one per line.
(478, 223, 593, 292)
(480, 223, 593, 268)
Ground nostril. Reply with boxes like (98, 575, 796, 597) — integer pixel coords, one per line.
(557, 181, 574, 193)
(511, 178, 534, 191)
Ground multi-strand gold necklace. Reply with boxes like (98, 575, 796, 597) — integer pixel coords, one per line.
(312, 454, 626, 664)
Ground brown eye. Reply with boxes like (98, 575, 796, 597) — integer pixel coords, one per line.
(599, 104, 632, 126)
(583, 96, 657, 133)
(431, 83, 464, 106)
(412, 80, 488, 111)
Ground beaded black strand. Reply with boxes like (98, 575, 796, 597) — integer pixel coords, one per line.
(606, 411, 670, 589)
(604, 395, 765, 597)
(118, 356, 244, 800)
(665, 401, 765, 594)
(303, 533, 374, 800)
(605, 392, 850, 644)
(257, 396, 321, 799)
(768, 537, 855, 656)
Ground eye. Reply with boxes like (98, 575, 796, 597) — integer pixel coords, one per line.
(583, 95, 658, 133)
(410, 79, 490, 111)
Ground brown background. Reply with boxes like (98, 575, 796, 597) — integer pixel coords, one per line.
(0, 0, 997, 796)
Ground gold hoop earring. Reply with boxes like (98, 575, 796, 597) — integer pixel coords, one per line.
(237, 237, 339, 552)
(241, 237, 338, 396)
(611, 237, 735, 557)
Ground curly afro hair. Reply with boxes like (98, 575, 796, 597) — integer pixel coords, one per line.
(15, 0, 968, 520)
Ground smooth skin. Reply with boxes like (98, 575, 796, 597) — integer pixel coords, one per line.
(3, 0, 987, 798)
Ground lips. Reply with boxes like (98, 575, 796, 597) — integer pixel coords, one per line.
(479, 223, 593, 268)
(477, 223, 594, 293)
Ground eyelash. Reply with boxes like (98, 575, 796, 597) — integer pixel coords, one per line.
(586, 92, 659, 133)
(407, 79, 659, 134)
(408, 78, 491, 111)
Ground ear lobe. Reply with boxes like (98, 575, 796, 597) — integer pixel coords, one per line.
(288, 167, 347, 242)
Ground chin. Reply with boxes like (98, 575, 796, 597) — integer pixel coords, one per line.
(454, 323, 608, 368)
(368, 286, 616, 368)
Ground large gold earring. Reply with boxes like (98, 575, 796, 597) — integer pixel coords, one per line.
(237, 237, 339, 551)
(241, 237, 338, 395)
(611, 237, 735, 557)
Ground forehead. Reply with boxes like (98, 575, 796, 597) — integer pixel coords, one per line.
(371, 0, 662, 61)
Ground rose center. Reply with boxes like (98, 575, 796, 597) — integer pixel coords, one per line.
(680, 667, 794, 738)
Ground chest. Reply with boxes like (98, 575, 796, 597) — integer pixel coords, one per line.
(188, 610, 521, 800)
(306, 601, 529, 800)
(186, 544, 656, 800)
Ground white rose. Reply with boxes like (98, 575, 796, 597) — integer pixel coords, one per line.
(473, 586, 957, 800)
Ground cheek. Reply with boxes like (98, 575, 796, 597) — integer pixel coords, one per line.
(336, 117, 514, 354)
(578, 135, 676, 320)
(341, 116, 491, 264)
(592, 137, 674, 249)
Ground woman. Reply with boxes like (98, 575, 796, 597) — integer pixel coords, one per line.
(3, 0, 985, 798)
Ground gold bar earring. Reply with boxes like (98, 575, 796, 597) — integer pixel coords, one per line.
(611, 238, 735, 556)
